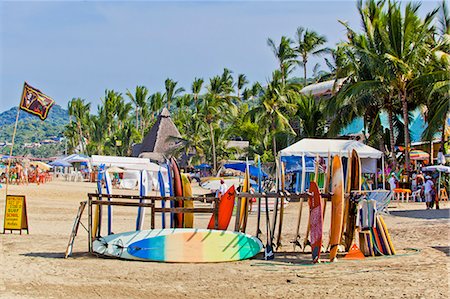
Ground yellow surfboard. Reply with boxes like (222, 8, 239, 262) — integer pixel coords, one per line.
(181, 174, 194, 228)
(239, 167, 250, 232)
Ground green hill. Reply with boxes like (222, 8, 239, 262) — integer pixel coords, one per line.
(0, 105, 69, 157)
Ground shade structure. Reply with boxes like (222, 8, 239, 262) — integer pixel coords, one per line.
(30, 161, 52, 171)
(92, 155, 167, 173)
(410, 150, 430, 160)
(107, 166, 125, 173)
(280, 138, 383, 159)
(422, 165, 450, 173)
(49, 160, 72, 167)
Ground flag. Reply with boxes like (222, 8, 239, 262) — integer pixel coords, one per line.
(20, 82, 55, 120)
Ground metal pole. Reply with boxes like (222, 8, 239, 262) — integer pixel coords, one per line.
(5, 106, 21, 196)
(382, 155, 386, 190)
(301, 153, 306, 192)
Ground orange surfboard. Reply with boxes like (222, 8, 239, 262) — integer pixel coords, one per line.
(171, 158, 184, 228)
(309, 181, 323, 263)
(329, 155, 344, 262)
(207, 185, 236, 230)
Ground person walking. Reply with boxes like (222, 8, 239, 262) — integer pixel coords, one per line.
(424, 176, 434, 210)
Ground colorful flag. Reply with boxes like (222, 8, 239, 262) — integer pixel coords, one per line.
(19, 82, 55, 120)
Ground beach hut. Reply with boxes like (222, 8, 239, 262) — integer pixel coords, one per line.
(133, 107, 183, 162)
(279, 138, 385, 191)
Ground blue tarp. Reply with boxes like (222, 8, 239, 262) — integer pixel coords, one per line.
(280, 156, 316, 173)
(194, 163, 211, 169)
(223, 163, 268, 178)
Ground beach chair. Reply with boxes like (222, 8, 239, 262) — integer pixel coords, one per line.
(412, 189, 422, 202)
(364, 190, 392, 214)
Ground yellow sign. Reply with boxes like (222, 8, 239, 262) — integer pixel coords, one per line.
(3, 195, 29, 234)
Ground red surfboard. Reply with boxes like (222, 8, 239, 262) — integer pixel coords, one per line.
(308, 181, 323, 263)
(171, 158, 184, 228)
(207, 185, 236, 230)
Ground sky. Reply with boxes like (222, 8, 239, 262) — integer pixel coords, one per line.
(0, 0, 441, 113)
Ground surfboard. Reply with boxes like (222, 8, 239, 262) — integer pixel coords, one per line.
(166, 160, 174, 228)
(344, 149, 361, 251)
(376, 216, 391, 255)
(170, 158, 184, 228)
(379, 215, 396, 254)
(93, 167, 103, 240)
(93, 228, 263, 263)
(158, 170, 166, 228)
(239, 164, 250, 232)
(309, 181, 323, 263)
(105, 170, 113, 235)
(136, 170, 149, 231)
(329, 155, 344, 262)
(207, 185, 236, 230)
(181, 174, 194, 228)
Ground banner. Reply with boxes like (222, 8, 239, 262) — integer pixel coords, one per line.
(19, 82, 55, 120)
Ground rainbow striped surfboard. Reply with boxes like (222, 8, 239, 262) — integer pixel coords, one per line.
(93, 229, 263, 263)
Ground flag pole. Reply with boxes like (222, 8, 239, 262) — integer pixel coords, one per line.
(5, 105, 21, 196)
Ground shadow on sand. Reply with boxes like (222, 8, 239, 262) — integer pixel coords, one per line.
(390, 208, 450, 220)
(432, 246, 450, 256)
(22, 252, 91, 259)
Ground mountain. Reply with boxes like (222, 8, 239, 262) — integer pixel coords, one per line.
(0, 105, 70, 157)
(0, 104, 69, 127)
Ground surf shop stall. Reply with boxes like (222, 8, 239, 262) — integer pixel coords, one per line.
(279, 138, 385, 192)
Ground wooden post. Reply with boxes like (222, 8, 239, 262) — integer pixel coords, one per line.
(214, 197, 219, 229)
(4, 106, 21, 196)
(151, 199, 155, 229)
(234, 196, 241, 232)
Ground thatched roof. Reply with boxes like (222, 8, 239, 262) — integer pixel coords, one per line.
(136, 107, 182, 161)
(300, 78, 346, 97)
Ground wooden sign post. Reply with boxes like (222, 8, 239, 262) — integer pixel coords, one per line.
(3, 195, 29, 234)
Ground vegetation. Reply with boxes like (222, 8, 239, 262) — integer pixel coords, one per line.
(2, 1, 448, 171)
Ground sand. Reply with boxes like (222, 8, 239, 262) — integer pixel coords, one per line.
(0, 179, 449, 298)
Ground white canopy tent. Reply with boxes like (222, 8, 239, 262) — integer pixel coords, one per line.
(279, 138, 385, 191)
(92, 155, 168, 190)
(91, 155, 166, 172)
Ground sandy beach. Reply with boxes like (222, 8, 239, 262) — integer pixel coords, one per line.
(0, 179, 449, 298)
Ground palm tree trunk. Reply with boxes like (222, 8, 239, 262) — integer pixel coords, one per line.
(77, 122, 84, 154)
(303, 62, 307, 85)
(135, 108, 139, 130)
(209, 122, 217, 174)
(441, 117, 446, 155)
(387, 104, 397, 168)
(400, 92, 410, 171)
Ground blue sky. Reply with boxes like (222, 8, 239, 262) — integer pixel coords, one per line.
(0, 0, 441, 113)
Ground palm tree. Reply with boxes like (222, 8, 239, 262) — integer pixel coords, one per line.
(164, 78, 185, 108)
(149, 92, 164, 121)
(198, 75, 236, 173)
(126, 86, 149, 131)
(294, 94, 326, 138)
(191, 77, 204, 105)
(294, 27, 328, 85)
(248, 70, 297, 159)
(68, 98, 90, 154)
(236, 74, 248, 100)
(267, 36, 296, 84)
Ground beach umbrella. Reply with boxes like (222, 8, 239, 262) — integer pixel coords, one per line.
(107, 166, 125, 173)
(410, 150, 430, 160)
(30, 161, 52, 171)
(422, 165, 450, 200)
(49, 160, 72, 167)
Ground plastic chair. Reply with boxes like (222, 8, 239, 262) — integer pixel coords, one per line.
(440, 188, 448, 201)
(412, 190, 422, 202)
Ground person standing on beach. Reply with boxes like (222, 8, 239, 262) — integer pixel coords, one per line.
(424, 176, 434, 209)
(217, 179, 228, 198)
(388, 173, 398, 191)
